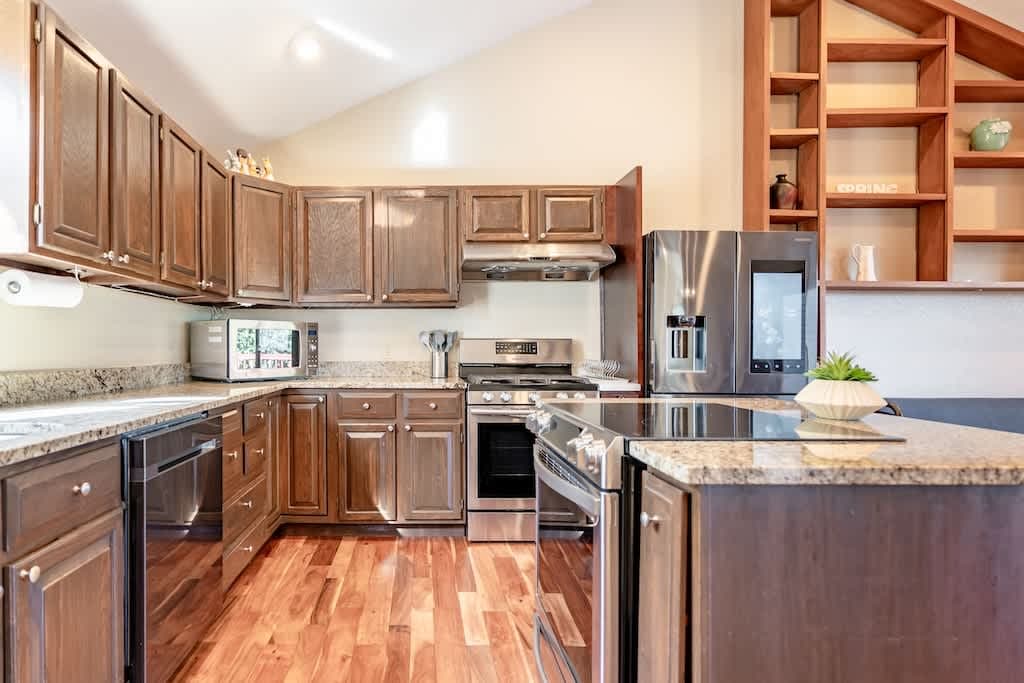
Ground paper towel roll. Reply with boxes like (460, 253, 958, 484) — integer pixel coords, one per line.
(0, 269, 84, 308)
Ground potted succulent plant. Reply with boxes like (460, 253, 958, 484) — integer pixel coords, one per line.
(795, 352, 886, 420)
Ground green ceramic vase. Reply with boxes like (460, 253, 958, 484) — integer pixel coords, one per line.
(970, 119, 1011, 152)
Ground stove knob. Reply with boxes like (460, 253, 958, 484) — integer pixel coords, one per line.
(573, 392, 587, 400)
(528, 392, 540, 405)
(499, 392, 512, 402)
(534, 412, 554, 434)
(584, 440, 606, 468)
(555, 392, 569, 400)
(482, 392, 494, 402)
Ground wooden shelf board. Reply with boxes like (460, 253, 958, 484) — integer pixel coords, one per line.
(769, 128, 819, 149)
(826, 193, 946, 208)
(770, 0, 817, 17)
(769, 209, 819, 224)
(953, 152, 1024, 168)
(826, 280, 1024, 291)
(953, 229, 1024, 243)
(955, 80, 1024, 103)
(770, 72, 819, 95)
(827, 108, 948, 128)
(827, 38, 946, 62)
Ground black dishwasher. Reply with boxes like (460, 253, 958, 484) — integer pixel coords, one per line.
(125, 414, 223, 683)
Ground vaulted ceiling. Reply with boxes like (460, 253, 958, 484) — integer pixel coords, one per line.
(46, 0, 590, 149)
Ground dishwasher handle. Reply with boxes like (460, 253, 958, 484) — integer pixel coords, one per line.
(127, 414, 221, 482)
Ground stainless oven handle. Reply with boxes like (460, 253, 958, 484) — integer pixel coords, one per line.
(534, 451, 601, 517)
(468, 407, 535, 418)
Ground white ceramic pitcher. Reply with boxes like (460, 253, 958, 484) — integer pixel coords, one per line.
(851, 244, 878, 281)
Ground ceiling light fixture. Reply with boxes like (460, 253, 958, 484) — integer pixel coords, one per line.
(292, 34, 322, 62)
(315, 18, 394, 61)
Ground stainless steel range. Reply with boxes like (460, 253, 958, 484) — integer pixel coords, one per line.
(461, 338, 598, 542)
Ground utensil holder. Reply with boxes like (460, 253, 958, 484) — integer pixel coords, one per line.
(431, 351, 449, 379)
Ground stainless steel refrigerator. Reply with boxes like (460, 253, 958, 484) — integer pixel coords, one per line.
(645, 230, 818, 396)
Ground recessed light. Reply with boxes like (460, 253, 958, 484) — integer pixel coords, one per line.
(292, 34, 322, 63)
(315, 18, 393, 61)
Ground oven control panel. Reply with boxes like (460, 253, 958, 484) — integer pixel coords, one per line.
(495, 341, 537, 355)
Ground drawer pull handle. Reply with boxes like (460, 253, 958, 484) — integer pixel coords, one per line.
(227, 450, 239, 460)
(362, 402, 371, 410)
(241, 500, 254, 509)
(242, 545, 254, 553)
(639, 511, 661, 529)
(72, 482, 92, 496)
(428, 402, 438, 410)
(255, 412, 265, 420)
(254, 448, 265, 456)
(20, 566, 41, 583)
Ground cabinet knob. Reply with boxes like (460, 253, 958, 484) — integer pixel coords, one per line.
(362, 402, 371, 410)
(428, 402, 438, 410)
(387, 424, 395, 432)
(382, 294, 389, 301)
(404, 425, 412, 432)
(72, 482, 92, 496)
(365, 294, 372, 301)
(318, 396, 325, 403)
(227, 450, 239, 460)
(117, 254, 130, 264)
(19, 566, 41, 584)
(254, 448, 265, 456)
(639, 511, 661, 529)
(101, 250, 115, 262)
(236, 289, 244, 296)
(242, 545, 254, 553)
(241, 500, 254, 509)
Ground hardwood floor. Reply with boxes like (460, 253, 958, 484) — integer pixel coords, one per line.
(173, 534, 541, 682)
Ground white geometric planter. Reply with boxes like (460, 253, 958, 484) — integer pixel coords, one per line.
(794, 379, 887, 421)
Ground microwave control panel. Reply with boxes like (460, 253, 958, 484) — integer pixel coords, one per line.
(307, 325, 319, 374)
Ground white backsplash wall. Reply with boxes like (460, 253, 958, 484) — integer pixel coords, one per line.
(223, 282, 601, 365)
(826, 292, 1024, 398)
(0, 280, 206, 371)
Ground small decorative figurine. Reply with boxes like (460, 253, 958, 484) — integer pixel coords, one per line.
(224, 149, 241, 172)
(769, 174, 798, 210)
(970, 119, 1013, 152)
(262, 157, 275, 180)
(236, 148, 252, 176)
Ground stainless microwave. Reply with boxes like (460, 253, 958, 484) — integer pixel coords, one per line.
(190, 320, 319, 381)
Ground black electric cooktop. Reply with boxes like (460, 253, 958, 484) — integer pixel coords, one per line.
(547, 400, 904, 442)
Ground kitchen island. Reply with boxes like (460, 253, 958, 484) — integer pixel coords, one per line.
(557, 398, 1024, 683)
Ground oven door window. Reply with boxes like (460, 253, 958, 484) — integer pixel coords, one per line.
(475, 421, 536, 499)
(535, 450, 594, 682)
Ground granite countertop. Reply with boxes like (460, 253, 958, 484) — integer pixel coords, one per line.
(541, 397, 1024, 486)
(0, 376, 466, 469)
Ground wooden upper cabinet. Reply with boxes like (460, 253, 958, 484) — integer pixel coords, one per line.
(461, 187, 532, 242)
(637, 471, 688, 683)
(337, 422, 397, 522)
(7, 509, 124, 683)
(399, 422, 463, 522)
(159, 115, 201, 289)
(375, 188, 459, 305)
(37, 8, 111, 264)
(234, 175, 292, 301)
(281, 394, 327, 516)
(109, 72, 160, 279)
(200, 152, 232, 297)
(536, 187, 605, 241)
(295, 189, 373, 304)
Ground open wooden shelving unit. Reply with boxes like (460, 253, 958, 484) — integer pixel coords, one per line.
(745, 0, 1024, 298)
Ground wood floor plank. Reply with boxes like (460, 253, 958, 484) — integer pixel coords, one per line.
(173, 535, 544, 683)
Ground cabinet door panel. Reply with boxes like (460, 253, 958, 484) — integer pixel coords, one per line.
(39, 9, 110, 262)
(376, 188, 459, 304)
(637, 471, 687, 683)
(7, 509, 123, 683)
(110, 72, 160, 279)
(295, 189, 373, 303)
(399, 422, 463, 521)
(536, 187, 604, 241)
(160, 115, 201, 288)
(233, 175, 291, 301)
(200, 152, 232, 296)
(266, 397, 282, 525)
(460, 187, 531, 242)
(282, 395, 327, 516)
(337, 423, 396, 522)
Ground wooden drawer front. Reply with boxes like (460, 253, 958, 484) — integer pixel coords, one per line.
(244, 432, 268, 482)
(244, 398, 270, 436)
(224, 475, 267, 544)
(223, 518, 263, 589)
(4, 444, 122, 555)
(222, 408, 242, 437)
(403, 392, 463, 420)
(337, 392, 397, 420)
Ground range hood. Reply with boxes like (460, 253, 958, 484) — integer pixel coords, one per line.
(461, 242, 616, 281)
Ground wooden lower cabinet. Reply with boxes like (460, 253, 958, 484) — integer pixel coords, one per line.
(336, 423, 397, 522)
(281, 394, 327, 516)
(6, 508, 124, 683)
(399, 422, 463, 521)
(637, 471, 687, 683)
(266, 396, 282, 526)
